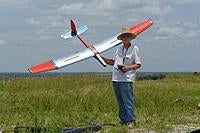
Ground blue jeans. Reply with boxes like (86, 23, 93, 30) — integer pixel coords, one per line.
(112, 81, 135, 124)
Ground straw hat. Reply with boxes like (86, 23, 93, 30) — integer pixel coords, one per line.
(117, 27, 136, 40)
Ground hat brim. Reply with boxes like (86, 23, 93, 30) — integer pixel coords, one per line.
(117, 32, 136, 40)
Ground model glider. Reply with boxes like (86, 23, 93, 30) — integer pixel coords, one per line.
(28, 19, 153, 74)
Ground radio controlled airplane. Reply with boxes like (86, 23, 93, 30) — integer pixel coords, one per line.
(28, 19, 153, 74)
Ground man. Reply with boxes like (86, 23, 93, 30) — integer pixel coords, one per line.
(102, 28, 141, 127)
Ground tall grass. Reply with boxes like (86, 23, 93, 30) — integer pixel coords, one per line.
(136, 74, 200, 131)
(0, 74, 200, 132)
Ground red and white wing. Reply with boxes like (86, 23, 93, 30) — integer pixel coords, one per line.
(28, 49, 94, 74)
(94, 19, 153, 53)
(28, 37, 122, 74)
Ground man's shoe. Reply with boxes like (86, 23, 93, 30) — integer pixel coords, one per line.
(126, 121, 136, 128)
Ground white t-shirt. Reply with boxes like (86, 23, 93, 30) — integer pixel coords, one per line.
(112, 44, 141, 82)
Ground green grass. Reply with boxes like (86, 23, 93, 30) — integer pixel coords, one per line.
(0, 74, 200, 132)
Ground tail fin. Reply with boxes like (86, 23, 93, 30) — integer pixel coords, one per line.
(70, 20, 77, 36)
(61, 20, 88, 39)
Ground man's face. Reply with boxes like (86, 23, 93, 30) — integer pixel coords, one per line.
(121, 33, 132, 44)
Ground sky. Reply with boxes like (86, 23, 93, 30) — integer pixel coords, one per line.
(0, 0, 200, 72)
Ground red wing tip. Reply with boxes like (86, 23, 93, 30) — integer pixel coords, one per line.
(28, 68, 38, 74)
(28, 60, 56, 74)
(148, 18, 153, 24)
(28, 68, 33, 74)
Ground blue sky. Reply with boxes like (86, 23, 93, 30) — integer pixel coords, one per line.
(0, 0, 200, 72)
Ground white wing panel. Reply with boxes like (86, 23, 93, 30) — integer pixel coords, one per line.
(93, 34, 122, 53)
(53, 49, 94, 68)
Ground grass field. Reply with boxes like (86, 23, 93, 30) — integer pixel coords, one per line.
(0, 74, 200, 132)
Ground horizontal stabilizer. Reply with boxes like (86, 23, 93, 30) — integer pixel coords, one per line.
(61, 25, 88, 39)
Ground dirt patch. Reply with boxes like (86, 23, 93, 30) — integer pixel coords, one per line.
(128, 124, 200, 133)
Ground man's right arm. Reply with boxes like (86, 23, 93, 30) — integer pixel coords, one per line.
(101, 56, 114, 66)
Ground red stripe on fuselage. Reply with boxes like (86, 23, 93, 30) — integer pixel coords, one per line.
(110, 39, 118, 44)
(64, 55, 79, 62)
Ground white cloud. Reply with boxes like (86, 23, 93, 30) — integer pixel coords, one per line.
(25, 18, 40, 25)
(150, 20, 200, 45)
(138, 5, 173, 16)
(0, 39, 6, 46)
(157, 27, 184, 37)
(58, 2, 112, 17)
(182, 22, 198, 29)
(31, 16, 64, 41)
(58, 0, 173, 19)
(150, 36, 173, 41)
(184, 30, 200, 39)
(23, 0, 199, 46)
(0, 0, 33, 8)
(174, 0, 200, 4)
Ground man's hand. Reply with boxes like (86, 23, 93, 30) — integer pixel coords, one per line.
(120, 66, 130, 73)
(120, 64, 141, 73)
